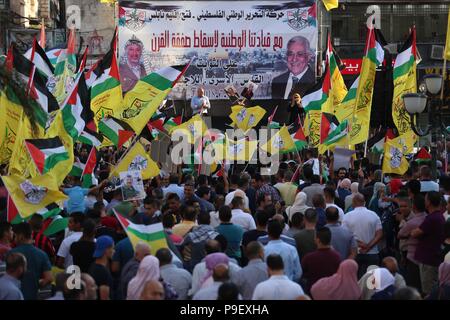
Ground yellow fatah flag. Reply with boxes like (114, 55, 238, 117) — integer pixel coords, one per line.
(109, 141, 160, 180)
(445, 8, 450, 60)
(322, 0, 339, 11)
(382, 136, 410, 175)
(169, 114, 208, 144)
(225, 138, 258, 162)
(119, 65, 187, 135)
(260, 126, 295, 155)
(229, 105, 266, 132)
(1, 173, 68, 219)
(304, 110, 321, 147)
(0, 87, 24, 165)
(8, 114, 44, 178)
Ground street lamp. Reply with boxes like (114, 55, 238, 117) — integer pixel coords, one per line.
(402, 74, 449, 180)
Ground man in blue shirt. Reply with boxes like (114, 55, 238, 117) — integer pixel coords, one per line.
(215, 206, 244, 261)
(325, 206, 357, 261)
(0, 252, 27, 300)
(10, 223, 53, 300)
(63, 177, 108, 214)
(263, 219, 302, 282)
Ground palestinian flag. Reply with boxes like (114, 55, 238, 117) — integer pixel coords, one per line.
(45, 47, 64, 67)
(10, 45, 58, 123)
(81, 148, 97, 188)
(392, 27, 417, 136)
(148, 115, 166, 132)
(163, 116, 182, 132)
(70, 159, 85, 177)
(25, 137, 69, 174)
(113, 209, 168, 252)
(61, 73, 87, 141)
(42, 215, 68, 236)
(78, 127, 103, 147)
(25, 38, 54, 79)
(267, 106, 280, 128)
(281, 117, 307, 154)
(368, 128, 395, 153)
(90, 28, 123, 122)
(322, 119, 349, 146)
(52, 28, 78, 104)
(99, 116, 134, 148)
(320, 112, 339, 144)
(415, 147, 432, 164)
(35, 203, 62, 220)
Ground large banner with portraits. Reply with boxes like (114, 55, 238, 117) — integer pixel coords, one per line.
(118, 0, 317, 100)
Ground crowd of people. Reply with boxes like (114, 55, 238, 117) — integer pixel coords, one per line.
(0, 146, 450, 301)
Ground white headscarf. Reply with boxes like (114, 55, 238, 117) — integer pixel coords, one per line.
(286, 192, 310, 221)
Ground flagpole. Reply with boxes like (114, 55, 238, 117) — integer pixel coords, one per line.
(363, 139, 368, 158)
(441, 58, 447, 101)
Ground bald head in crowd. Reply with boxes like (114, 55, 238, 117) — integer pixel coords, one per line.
(140, 280, 165, 300)
(245, 241, 264, 261)
(382, 256, 399, 275)
(212, 263, 230, 282)
(352, 193, 366, 208)
(135, 242, 151, 261)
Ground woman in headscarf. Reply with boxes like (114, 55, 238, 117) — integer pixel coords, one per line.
(200, 252, 230, 289)
(127, 256, 160, 300)
(368, 182, 390, 217)
(426, 262, 450, 300)
(345, 182, 359, 212)
(285, 192, 310, 222)
(337, 178, 352, 205)
(370, 268, 397, 300)
(310, 259, 362, 300)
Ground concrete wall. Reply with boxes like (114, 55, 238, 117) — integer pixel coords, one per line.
(65, 0, 116, 65)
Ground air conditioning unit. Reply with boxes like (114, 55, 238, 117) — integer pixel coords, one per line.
(430, 45, 444, 60)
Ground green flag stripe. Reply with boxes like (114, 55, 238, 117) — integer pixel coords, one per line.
(98, 121, 119, 146)
(43, 152, 70, 173)
(140, 72, 173, 91)
(393, 55, 415, 79)
(91, 77, 121, 99)
(127, 227, 166, 242)
(304, 93, 328, 112)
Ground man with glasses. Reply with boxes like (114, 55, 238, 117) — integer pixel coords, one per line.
(271, 36, 315, 100)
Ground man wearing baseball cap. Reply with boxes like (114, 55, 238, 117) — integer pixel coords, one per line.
(88, 235, 115, 300)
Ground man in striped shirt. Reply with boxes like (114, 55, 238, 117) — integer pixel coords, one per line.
(29, 214, 56, 264)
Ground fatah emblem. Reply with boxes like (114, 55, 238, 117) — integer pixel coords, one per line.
(273, 135, 284, 149)
(188, 123, 197, 137)
(46, 75, 58, 93)
(129, 155, 148, 171)
(125, 9, 146, 32)
(236, 108, 247, 123)
(286, 8, 309, 31)
(20, 180, 47, 204)
(248, 114, 256, 127)
(389, 146, 403, 169)
(122, 98, 146, 119)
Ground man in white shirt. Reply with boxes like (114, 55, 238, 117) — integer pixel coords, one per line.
(190, 87, 210, 116)
(419, 165, 439, 193)
(342, 193, 383, 278)
(56, 213, 84, 269)
(324, 186, 345, 222)
(230, 196, 256, 232)
(162, 174, 184, 199)
(225, 176, 250, 210)
(252, 253, 305, 300)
